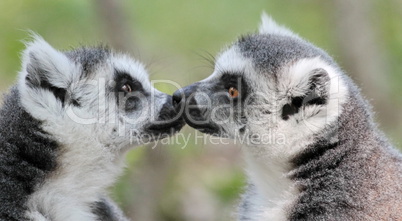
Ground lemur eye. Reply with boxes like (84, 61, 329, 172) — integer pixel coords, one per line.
(228, 87, 239, 98)
(121, 84, 132, 93)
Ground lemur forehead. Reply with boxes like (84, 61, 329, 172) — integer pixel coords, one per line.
(64, 47, 110, 76)
(206, 46, 253, 81)
(236, 34, 334, 75)
(111, 54, 150, 88)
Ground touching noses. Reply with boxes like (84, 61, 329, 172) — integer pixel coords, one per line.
(172, 84, 198, 110)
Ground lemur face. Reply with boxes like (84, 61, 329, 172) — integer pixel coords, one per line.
(174, 15, 347, 147)
(19, 36, 184, 150)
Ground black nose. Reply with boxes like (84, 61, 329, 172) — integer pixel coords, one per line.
(172, 84, 199, 110)
(172, 89, 184, 109)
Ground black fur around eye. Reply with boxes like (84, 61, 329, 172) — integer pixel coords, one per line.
(114, 69, 144, 94)
(221, 73, 242, 89)
(219, 73, 249, 102)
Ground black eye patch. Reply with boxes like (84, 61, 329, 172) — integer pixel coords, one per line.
(281, 96, 303, 120)
(113, 69, 148, 112)
(220, 73, 243, 89)
(220, 73, 249, 99)
(114, 69, 144, 94)
(216, 73, 251, 124)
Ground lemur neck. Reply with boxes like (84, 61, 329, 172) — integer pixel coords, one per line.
(0, 88, 124, 220)
(241, 133, 343, 212)
(242, 145, 297, 208)
(25, 132, 125, 221)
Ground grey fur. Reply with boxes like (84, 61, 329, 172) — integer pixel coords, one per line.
(237, 34, 334, 74)
(1, 37, 184, 221)
(175, 16, 402, 220)
(0, 49, 126, 221)
(287, 81, 402, 220)
(0, 88, 59, 221)
(65, 46, 110, 77)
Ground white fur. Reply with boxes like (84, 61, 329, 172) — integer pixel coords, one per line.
(205, 46, 254, 81)
(238, 57, 348, 220)
(273, 58, 349, 155)
(280, 58, 348, 134)
(259, 12, 299, 38)
(194, 41, 306, 220)
(19, 36, 81, 121)
(203, 22, 350, 219)
(111, 54, 151, 92)
(241, 151, 298, 221)
(20, 35, 80, 89)
(25, 211, 49, 221)
(16, 36, 169, 220)
(25, 127, 124, 221)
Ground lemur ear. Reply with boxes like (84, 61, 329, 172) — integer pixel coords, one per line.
(259, 12, 297, 37)
(305, 68, 331, 105)
(281, 68, 330, 120)
(20, 35, 77, 104)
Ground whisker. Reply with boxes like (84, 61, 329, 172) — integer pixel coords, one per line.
(193, 50, 216, 69)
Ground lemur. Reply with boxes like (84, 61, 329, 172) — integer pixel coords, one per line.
(173, 14, 402, 220)
(0, 36, 184, 221)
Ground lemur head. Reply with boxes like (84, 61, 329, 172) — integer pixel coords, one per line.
(19, 35, 184, 151)
(174, 14, 348, 153)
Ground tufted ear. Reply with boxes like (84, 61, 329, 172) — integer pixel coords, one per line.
(259, 12, 298, 38)
(20, 35, 77, 104)
(281, 68, 330, 120)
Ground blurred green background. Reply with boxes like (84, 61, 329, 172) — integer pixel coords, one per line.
(1, 0, 401, 220)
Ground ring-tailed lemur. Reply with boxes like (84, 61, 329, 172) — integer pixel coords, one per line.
(173, 14, 402, 220)
(0, 36, 184, 221)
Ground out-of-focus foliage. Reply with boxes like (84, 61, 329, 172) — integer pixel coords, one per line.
(1, 1, 401, 220)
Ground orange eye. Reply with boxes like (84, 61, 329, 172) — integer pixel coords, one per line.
(121, 84, 132, 93)
(228, 87, 239, 98)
